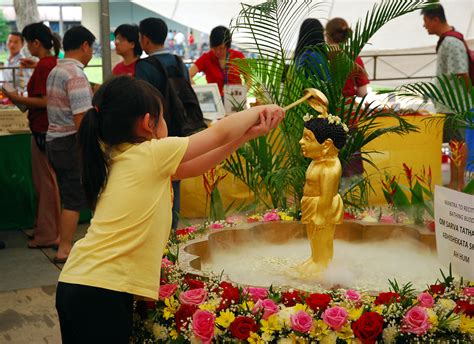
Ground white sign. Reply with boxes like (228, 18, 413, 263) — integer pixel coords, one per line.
(224, 84, 247, 114)
(434, 186, 474, 280)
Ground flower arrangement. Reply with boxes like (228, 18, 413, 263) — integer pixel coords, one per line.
(133, 212, 473, 343)
(380, 164, 434, 225)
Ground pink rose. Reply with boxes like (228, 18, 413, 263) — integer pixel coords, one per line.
(192, 310, 215, 344)
(226, 215, 246, 224)
(401, 306, 431, 335)
(290, 310, 314, 333)
(263, 211, 280, 222)
(253, 299, 279, 320)
(417, 292, 434, 308)
(159, 283, 178, 300)
(380, 214, 396, 224)
(243, 287, 268, 302)
(345, 289, 361, 302)
(463, 287, 474, 297)
(322, 306, 349, 331)
(179, 288, 208, 306)
(161, 257, 173, 267)
(209, 222, 224, 230)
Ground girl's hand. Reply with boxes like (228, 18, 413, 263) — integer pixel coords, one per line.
(244, 105, 285, 140)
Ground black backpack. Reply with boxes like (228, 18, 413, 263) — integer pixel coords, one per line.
(141, 55, 207, 137)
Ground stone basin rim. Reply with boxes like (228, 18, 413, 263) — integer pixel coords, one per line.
(178, 220, 437, 292)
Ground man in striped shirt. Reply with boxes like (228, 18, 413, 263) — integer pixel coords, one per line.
(46, 26, 95, 263)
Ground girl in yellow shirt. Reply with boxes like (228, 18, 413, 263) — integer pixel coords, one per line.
(55, 75, 284, 343)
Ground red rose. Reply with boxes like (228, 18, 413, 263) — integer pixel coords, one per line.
(281, 290, 304, 307)
(429, 283, 446, 295)
(351, 312, 384, 344)
(218, 281, 240, 311)
(455, 300, 474, 317)
(175, 304, 198, 332)
(229, 316, 258, 340)
(185, 278, 206, 290)
(306, 293, 331, 312)
(374, 292, 400, 306)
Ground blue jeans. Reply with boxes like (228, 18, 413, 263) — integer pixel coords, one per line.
(172, 180, 180, 230)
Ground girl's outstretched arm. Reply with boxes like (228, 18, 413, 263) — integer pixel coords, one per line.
(173, 110, 282, 179)
(179, 104, 284, 164)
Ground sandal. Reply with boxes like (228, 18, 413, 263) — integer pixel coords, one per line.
(53, 256, 68, 264)
(28, 241, 59, 250)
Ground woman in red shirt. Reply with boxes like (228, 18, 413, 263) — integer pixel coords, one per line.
(2, 23, 61, 248)
(112, 24, 142, 76)
(325, 17, 370, 98)
(188, 26, 246, 97)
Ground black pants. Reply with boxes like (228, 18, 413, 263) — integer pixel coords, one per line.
(56, 282, 133, 344)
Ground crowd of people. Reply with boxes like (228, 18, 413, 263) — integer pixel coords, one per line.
(0, 2, 471, 341)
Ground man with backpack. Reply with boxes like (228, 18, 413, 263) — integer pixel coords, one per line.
(136, 17, 206, 230)
(422, 4, 471, 191)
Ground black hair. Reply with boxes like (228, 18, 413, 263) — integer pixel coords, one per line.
(22, 22, 61, 56)
(294, 18, 325, 59)
(326, 17, 352, 44)
(78, 75, 164, 210)
(114, 24, 142, 57)
(421, 4, 447, 23)
(139, 17, 167, 45)
(9, 31, 24, 42)
(210, 26, 231, 48)
(304, 117, 347, 150)
(63, 25, 96, 52)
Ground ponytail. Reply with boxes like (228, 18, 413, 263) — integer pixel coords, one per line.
(78, 107, 108, 210)
(51, 32, 61, 57)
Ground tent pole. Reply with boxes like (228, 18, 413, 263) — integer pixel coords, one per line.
(100, 0, 112, 81)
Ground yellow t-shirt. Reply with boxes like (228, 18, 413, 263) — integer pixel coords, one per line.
(59, 137, 189, 300)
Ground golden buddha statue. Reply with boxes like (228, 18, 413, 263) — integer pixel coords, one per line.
(295, 92, 348, 276)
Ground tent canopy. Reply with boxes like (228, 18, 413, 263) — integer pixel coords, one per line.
(134, 0, 473, 52)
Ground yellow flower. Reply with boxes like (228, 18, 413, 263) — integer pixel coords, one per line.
(163, 296, 179, 320)
(460, 314, 474, 334)
(348, 307, 363, 321)
(260, 314, 283, 333)
(163, 248, 169, 255)
(320, 331, 338, 344)
(293, 303, 309, 313)
(169, 329, 179, 340)
(372, 304, 385, 315)
(199, 299, 220, 312)
(277, 212, 293, 221)
(426, 308, 438, 330)
(336, 324, 354, 341)
(216, 309, 236, 329)
(248, 331, 265, 344)
(241, 300, 255, 311)
(310, 319, 330, 339)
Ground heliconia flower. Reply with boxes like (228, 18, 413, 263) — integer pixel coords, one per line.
(403, 163, 413, 187)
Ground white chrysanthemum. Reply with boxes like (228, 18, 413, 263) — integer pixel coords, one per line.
(320, 332, 338, 344)
(262, 332, 274, 342)
(382, 325, 398, 344)
(277, 306, 296, 328)
(277, 338, 293, 344)
(437, 298, 457, 312)
(152, 323, 168, 340)
(446, 315, 461, 331)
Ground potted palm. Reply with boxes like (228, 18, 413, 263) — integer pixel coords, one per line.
(224, 0, 434, 214)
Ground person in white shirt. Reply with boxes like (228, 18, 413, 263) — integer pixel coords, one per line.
(3, 32, 32, 92)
